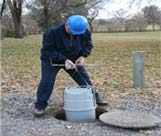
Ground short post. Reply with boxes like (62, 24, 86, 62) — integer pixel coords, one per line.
(132, 51, 145, 88)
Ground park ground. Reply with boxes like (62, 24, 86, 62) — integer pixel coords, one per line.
(1, 31, 161, 136)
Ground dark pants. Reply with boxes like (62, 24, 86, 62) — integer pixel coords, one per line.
(35, 60, 100, 110)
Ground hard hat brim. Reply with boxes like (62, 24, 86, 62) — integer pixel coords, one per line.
(69, 27, 86, 35)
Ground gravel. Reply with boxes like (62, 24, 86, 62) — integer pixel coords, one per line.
(1, 94, 161, 136)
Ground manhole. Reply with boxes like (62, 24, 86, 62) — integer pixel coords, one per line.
(53, 107, 107, 121)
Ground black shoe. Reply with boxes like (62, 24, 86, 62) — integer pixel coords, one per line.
(33, 108, 45, 117)
(96, 99, 108, 106)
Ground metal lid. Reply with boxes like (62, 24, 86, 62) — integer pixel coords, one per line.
(99, 111, 161, 129)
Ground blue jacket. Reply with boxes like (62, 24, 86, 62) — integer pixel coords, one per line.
(41, 24, 93, 63)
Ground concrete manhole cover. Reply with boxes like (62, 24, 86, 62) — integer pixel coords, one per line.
(99, 111, 161, 129)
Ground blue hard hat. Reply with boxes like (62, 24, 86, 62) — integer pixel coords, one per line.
(67, 15, 88, 35)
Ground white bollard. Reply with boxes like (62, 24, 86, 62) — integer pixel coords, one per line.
(132, 51, 145, 88)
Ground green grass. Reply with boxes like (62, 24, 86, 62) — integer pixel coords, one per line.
(93, 31, 161, 39)
(1, 32, 161, 97)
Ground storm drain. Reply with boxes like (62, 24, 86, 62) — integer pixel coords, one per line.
(53, 107, 107, 121)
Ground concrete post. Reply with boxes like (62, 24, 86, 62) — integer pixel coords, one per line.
(132, 51, 145, 88)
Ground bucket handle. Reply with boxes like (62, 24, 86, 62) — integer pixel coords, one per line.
(74, 69, 97, 107)
(91, 87, 97, 107)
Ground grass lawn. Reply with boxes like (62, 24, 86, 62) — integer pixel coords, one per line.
(93, 31, 161, 39)
(1, 31, 161, 99)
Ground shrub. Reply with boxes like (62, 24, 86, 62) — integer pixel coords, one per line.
(2, 27, 15, 37)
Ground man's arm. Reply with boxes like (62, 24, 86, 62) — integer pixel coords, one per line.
(79, 30, 93, 58)
(41, 29, 67, 63)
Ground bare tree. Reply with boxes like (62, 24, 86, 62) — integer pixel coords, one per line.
(0, 0, 6, 39)
(142, 5, 161, 31)
(2, 15, 13, 29)
(27, 0, 88, 31)
(112, 9, 130, 31)
(22, 15, 39, 35)
(27, 0, 110, 32)
(86, 0, 105, 32)
(125, 14, 147, 32)
(7, 0, 24, 38)
(159, 11, 161, 30)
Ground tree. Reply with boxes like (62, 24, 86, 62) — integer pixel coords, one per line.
(7, 0, 24, 38)
(27, 0, 107, 32)
(113, 9, 128, 31)
(142, 5, 160, 31)
(27, 0, 87, 31)
(22, 15, 39, 35)
(159, 11, 161, 30)
(86, 0, 106, 32)
(0, 0, 6, 39)
(125, 14, 147, 32)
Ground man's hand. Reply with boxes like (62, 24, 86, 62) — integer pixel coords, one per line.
(75, 56, 85, 66)
(65, 59, 76, 70)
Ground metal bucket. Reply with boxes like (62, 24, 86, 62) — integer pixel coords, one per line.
(63, 87, 96, 122)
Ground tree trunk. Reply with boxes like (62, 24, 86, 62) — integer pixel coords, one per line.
(0, 28, 4, 40)
(14, 20, 23, 38)
(7, 0, 23, 38)
(12, 8, 23, 38)
(152, 23, 155, 31)
(89, 22, 93, 32)
(0, 0, 6, 40)
(88, 18, 95, 32)
(44, 6, 49, 31)
(0, 0, 6, 19)
(43, 0, 49, 31)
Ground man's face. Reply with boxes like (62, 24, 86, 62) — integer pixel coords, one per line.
(65, 24, 73, 35)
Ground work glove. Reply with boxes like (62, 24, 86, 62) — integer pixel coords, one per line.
(65, 59, 76, 70)
(75, 56, 85, 66)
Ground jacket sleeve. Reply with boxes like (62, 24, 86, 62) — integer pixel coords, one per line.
(41, 29, 67, 63)
(79, 30, 93, 58)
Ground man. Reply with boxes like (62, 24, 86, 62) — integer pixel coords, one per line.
(34, 15, 107, 117)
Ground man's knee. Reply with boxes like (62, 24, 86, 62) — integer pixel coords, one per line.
(39, 80, 54, 88)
